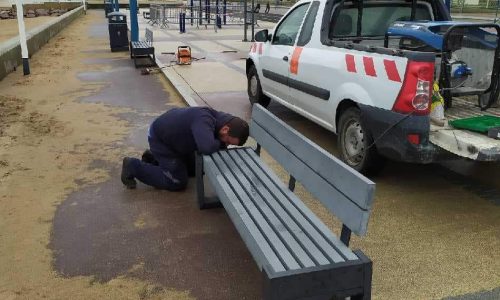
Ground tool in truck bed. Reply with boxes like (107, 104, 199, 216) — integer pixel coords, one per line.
(385, 20, 500, 110)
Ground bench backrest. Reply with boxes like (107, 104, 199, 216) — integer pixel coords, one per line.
(250, 105, 375, 237)
(145, 28, 153, 45)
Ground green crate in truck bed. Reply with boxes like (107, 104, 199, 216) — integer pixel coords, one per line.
(449, 115, 500, 133)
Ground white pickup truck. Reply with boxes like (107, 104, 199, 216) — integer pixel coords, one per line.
(246, 0, 500, 174)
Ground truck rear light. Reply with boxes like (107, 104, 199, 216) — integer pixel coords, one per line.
(407, 134, 420, 145)
(393, 61, 434, 116)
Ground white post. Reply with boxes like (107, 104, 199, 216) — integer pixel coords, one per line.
(15, 0, 30, 75)
(83, 0, 86, 13)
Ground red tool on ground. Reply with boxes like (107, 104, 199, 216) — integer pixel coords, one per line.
(177, 46, 192, 65)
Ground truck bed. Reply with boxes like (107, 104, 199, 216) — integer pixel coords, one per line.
(445, 97, 500, 120)
(429, 97, 500, 161)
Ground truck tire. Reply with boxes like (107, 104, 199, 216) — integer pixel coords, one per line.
(247, 65, 271, 107)
(338, 107, 385, 175)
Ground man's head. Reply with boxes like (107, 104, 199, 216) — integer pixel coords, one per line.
(218, 117, 249, 146)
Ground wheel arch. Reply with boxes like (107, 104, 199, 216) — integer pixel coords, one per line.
(335, 99, 359, 132)
(246, 58, 255, 75)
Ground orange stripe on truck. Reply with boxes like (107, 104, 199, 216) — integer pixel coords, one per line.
(290, 47, 303, 75)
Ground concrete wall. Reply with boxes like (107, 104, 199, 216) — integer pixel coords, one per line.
(0, 6, 84, 81)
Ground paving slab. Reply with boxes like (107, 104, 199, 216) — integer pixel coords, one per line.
(128, 10, 274, 118)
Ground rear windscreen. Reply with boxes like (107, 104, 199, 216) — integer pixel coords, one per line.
(330, 4, 433, 38)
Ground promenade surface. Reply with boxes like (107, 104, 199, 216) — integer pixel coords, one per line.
(0, 8, 498, 300)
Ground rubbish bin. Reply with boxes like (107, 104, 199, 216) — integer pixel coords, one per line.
(107, 12, 129, 52)
(104, 0, 113, 17)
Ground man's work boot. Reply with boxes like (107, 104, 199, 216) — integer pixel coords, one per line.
(121, 157, 137, 189)
(141, 149, 159, 166)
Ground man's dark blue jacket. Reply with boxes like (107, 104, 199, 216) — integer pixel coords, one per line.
(149, 107, 234, 157)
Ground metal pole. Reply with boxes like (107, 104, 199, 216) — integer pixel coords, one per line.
(114, 0, 119, 11)
(243, 0, 247, 41)
(216, 0, 220, 28)
(445, 0, 451, 12)
(251, 0, 255, 41)
(190, 0, 194, 25)
(223, 0, 226, 25)
(82, 0, 86, 13)
(199, 0, 203, 25)
(205, 0, 209, 21)
(130, 0, 138, 41)
(15, 0, 29, 75)
(496, 0, 499, 23)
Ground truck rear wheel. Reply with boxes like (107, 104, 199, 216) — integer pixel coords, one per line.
(247, 65, 271, 107)
(338, 107, 385, 175)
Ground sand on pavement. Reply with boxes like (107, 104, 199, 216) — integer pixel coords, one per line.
(0, 16, 58, 43)
(0, 10, 192, 300)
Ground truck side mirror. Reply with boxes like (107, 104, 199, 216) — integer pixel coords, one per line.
(255, 30, 270, 42)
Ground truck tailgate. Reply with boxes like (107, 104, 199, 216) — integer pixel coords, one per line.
(429, 98, 500, 161)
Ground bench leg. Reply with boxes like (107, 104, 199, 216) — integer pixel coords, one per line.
(262, 251, 372, 300)
(351, 250, 372, 300)
(196, 152, 222, 210)
(150, 52, 156, 67)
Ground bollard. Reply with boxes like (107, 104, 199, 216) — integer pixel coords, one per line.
(179, 12, 186, 33)
(179, 12, 183, 33)
(216, 15, 221, 28)
(223, 0, 226, 25)
(190, 0, 194, 25)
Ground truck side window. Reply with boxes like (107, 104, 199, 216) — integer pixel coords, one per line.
(297, 1, 320, 46)
(272, 3, 310, 46)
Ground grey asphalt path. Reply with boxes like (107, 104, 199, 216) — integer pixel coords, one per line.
(49, 11, 263, 300)
(130, 8, 500, 300)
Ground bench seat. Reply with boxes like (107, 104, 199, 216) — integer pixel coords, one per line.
(131, 41, 152, 49)
(197, 105, 374, 299)
(130, 28, 155, 68)
(203, 148, 371, 299)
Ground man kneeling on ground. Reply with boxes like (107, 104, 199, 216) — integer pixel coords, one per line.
(121, 107, 249, 191)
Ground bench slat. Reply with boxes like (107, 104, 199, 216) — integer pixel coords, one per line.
(251, 105, 375, 211)
(251, 122, 371, 236)
(242, 148, 359, 261)
(203, 156, 288, 273)
(227, 150, 338, 265)
(220, 151, 320, 268)
(211, 153, 302, 271)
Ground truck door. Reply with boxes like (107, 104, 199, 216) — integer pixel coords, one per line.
(285, 1, 335, 127)
(260, 3, 310, 105)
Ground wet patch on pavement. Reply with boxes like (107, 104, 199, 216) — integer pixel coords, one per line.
(50, 170, 261, 299)
(51, 44, 262, 299)
(435, 164, 500, 206)
(444, 287, 500, 300)
(77, 58, 173, 113)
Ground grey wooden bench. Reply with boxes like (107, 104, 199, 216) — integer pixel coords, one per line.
(196, 104, 376, 300)
(130, 28, 155, 68)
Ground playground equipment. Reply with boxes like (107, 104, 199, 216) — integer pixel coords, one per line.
(147, 0, 258, 39)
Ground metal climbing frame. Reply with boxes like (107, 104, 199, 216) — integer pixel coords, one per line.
(146, 1, 257, 33)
